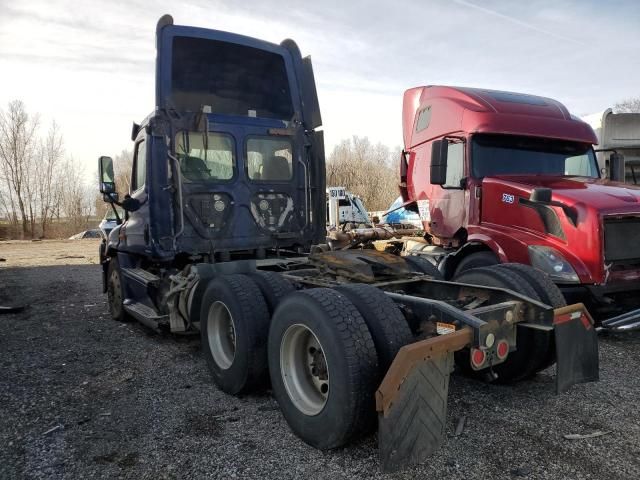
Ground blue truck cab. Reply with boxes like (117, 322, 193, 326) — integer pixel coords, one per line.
(98, 15, 325, 327)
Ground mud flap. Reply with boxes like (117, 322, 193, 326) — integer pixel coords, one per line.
(378, 353, 453, 472)
(375, 329, 471, 472)
(554, 304, 599, 394)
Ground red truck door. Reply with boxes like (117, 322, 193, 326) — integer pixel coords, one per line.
(425, 140, 468, 243)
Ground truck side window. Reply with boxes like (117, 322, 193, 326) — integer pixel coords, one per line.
(565, 154, 598, 177)
(445, 142, 464, 188)
(132, 140, 146, 192)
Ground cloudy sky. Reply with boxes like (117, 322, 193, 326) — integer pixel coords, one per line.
(1, 0, 639, 181)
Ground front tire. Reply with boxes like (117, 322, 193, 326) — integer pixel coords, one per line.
(107, 257, 129, 322)
(496, 263, 566, 371)
(453, 251, 499, 277)
(453, 266, 546, 383)
(404, 255, 443, 278)
(268, 289, 378, 449)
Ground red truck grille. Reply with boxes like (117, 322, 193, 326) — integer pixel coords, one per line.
(604, 216, 640, 263)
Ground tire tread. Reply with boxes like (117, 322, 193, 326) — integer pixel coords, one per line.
(454, 266, 545, 383)
(405, 255, 443, 279)
(249, 271, 295, 314)
(335, 283, 413, 376)
(201, 274, 270, 394)
(300, 289, 378, 443)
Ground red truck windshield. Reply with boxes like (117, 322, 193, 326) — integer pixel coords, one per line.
(472, 134, 599, 179)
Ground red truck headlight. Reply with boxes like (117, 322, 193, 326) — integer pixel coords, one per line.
(528, 245, 580, 283)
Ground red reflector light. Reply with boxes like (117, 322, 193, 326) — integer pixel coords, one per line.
(496, 340, 509, 360)
(471, 348, 486, 368)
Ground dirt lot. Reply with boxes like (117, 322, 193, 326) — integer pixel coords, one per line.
(1, 240, 639, 479)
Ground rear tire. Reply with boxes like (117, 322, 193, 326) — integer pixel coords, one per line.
(453, 266, 547, 383)
(453, 251, 499, 277)
(405, 255, 443, 279)
(268, 288, 378, 449)
(248, 271, 295, 315)
(335, 283, 414, 376)
(200, 274, 271, 394)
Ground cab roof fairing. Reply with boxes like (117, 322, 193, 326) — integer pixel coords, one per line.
(154, 21, 309, 127)
(402, 85, 598, 149)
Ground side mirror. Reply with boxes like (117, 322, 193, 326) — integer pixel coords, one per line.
(99, 156, 116, 195)
(609, 152, 625, 182)
(400, 150, 408, 179)
(430, 139, 448, 185)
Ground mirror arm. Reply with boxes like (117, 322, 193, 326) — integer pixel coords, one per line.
(109, 203, 122, 225)
(105, 194, 123, 208)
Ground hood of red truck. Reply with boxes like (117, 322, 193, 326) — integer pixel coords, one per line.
(489, 175, 640, 212)
(479, 175, 640, 284)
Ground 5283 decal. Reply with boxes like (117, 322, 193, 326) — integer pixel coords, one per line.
(502, 193, 515, 204)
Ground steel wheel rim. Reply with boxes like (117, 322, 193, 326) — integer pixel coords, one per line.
(207, 301, 236, 370)
(280, 324, 329, 416)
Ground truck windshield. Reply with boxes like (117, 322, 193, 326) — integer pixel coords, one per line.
(176, 132, 235, 181)
(472, 134, 599, 178)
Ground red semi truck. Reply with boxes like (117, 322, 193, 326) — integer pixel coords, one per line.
(400, 86, 640, 329)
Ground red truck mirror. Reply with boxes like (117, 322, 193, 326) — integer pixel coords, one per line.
(430, 139, 448, 185)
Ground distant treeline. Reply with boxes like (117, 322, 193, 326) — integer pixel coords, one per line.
(0, 100, 402, 240)
(0, 100, 95, 239)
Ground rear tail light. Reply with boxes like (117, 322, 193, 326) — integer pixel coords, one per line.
(470, 348, 486, 369)
(496, 340, 509, 360)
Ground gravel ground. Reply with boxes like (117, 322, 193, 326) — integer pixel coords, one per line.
(1, 240, 639, 479)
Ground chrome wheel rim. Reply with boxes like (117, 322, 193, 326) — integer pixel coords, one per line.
(207, 301, 236, 370)
(280, 324, 329, 416)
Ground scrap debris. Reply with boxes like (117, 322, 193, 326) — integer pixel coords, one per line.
(563, 431, 611, 440)
(0, 305, 24, 314)
(454, 416, 466, 436)
(42, 425, 62, 436)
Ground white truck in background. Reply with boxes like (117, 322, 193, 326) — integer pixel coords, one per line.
(583, 108, 640, 184)
(326, 187, 370, 227)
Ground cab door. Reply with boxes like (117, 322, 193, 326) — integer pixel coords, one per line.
(427, 139, 468, 243)
(121, 136, 149, 253)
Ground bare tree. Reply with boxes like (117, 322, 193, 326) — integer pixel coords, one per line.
(326, 136, 400, 211)
(60, 157, 93, 233)
(0, 100, 40, 238)
(113, 149, 133, 195)
(35, 122, 64, 237)
(615, 97, 640, 113)
(0, 165, 17, 223)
